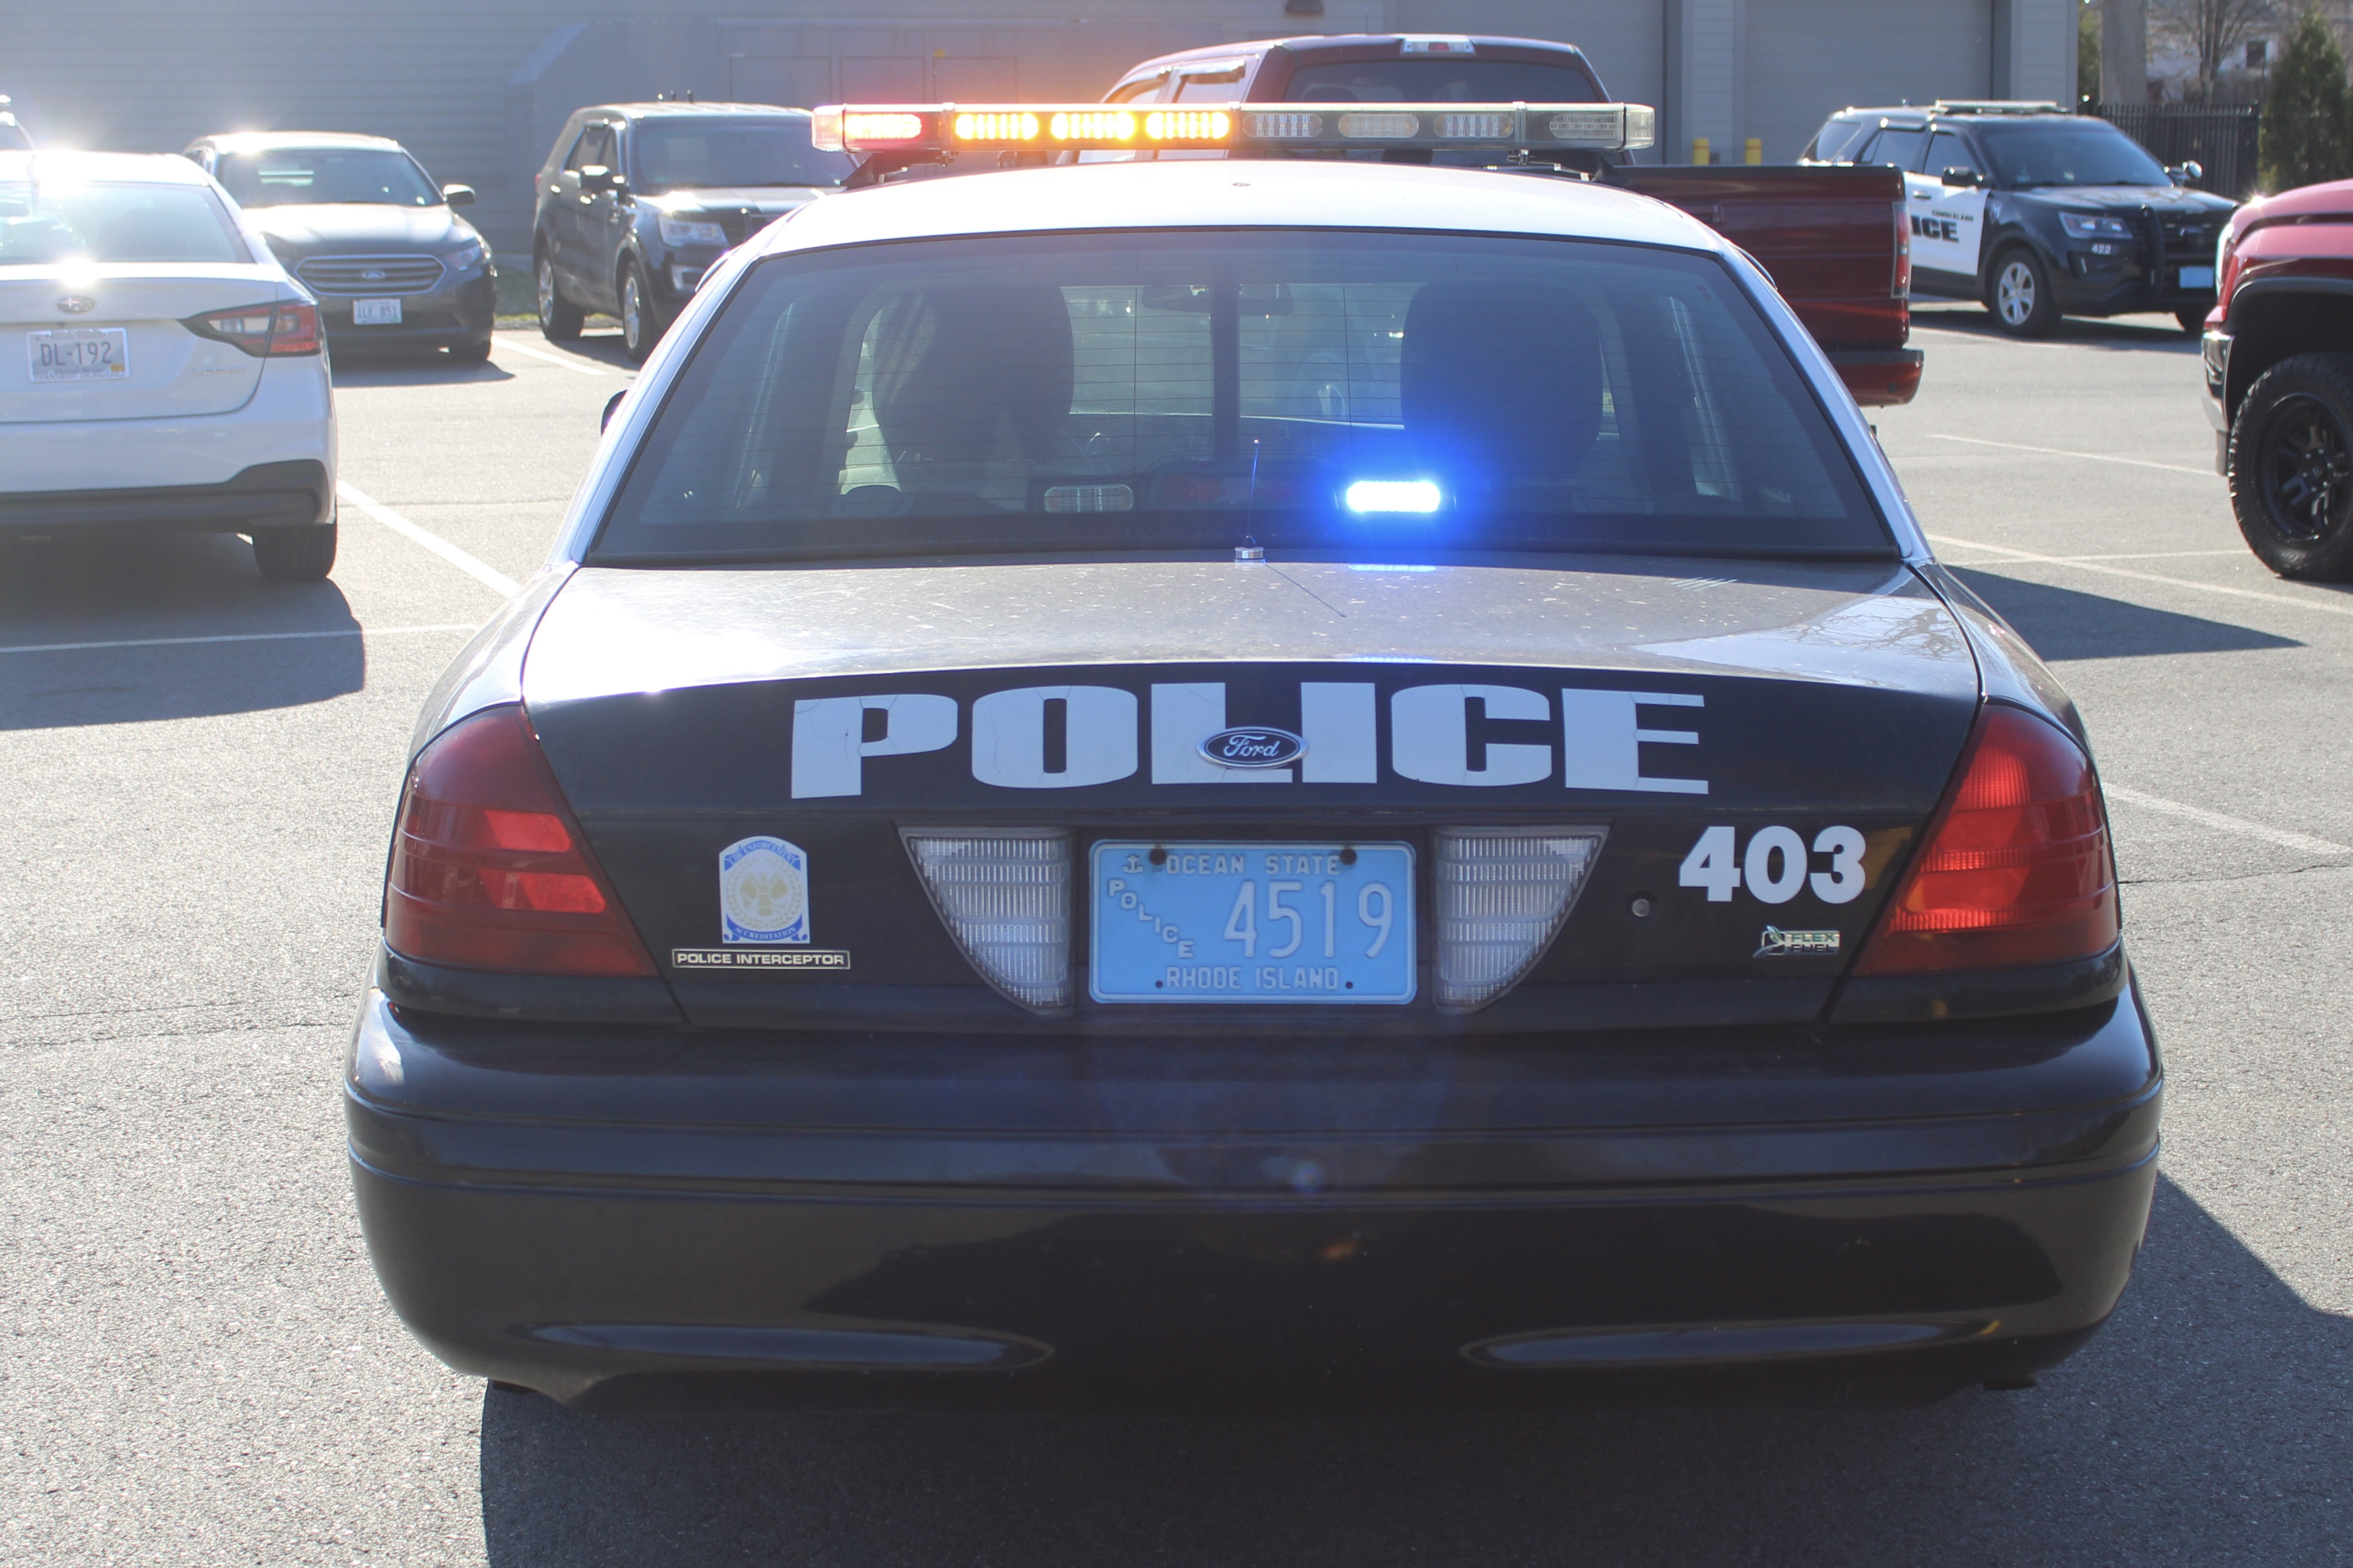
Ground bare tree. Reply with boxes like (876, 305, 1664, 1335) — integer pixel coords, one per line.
(2152, 0, 2284, 98)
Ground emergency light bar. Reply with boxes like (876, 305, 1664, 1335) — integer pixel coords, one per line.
(811, 101, 1656, 156)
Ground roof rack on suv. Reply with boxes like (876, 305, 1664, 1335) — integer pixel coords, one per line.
(1931, 100, 2065, 115)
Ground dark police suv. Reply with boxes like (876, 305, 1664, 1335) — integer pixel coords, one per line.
(530, 101, 852, 363)
(354, 101, 2157, 1410)
(1807, 101, 2234, 337)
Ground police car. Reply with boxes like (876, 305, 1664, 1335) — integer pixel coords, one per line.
(350, 101, 2158, 1408)
(1807, 101, 2234, 337)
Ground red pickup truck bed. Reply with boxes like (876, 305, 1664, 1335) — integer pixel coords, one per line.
(1604, 164, 1922, 406)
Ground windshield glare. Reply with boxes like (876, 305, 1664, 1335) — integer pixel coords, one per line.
(216, 148, 441, 208)
(0, 180, 245, 263)
(593, 230, 1887, 565)
(632, 122, 854, 192)
(1981, 123, 2169, 188)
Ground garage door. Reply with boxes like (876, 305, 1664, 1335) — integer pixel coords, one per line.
(1744, 0, 1991, 161)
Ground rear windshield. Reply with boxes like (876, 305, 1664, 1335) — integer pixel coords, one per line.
(216, 149, 441, 208)
(1979, 122, 2169, 188)
(0, 180, 245, 264)
(632, 121, 855, 193)
(592, 229, 1888, 565)
(1806, 118, 1873, 162)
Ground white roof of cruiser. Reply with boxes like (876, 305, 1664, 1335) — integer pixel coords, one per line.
(752, 158, 1728, 259)
(0, 150, 214, 186)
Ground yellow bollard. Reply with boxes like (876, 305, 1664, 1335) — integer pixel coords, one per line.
(1745, 137, 1763, 164)
(1692, 136, 1710, 165)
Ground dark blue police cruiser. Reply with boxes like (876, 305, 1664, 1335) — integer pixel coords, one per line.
(351, 100, 2158, 1409)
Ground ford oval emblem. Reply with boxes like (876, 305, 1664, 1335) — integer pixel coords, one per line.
(360, 268, 386, 281)
(1199, 726, 1306, 769)
(56, 295, 95, 313)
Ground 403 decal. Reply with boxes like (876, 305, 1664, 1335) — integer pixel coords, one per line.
(1677, 825, 1866, 906)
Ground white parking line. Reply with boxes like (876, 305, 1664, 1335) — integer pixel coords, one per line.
(1925, 432, 2216, 477)
(493, 337, 610, 376)
(0, 624, 478, 656)
(335, 482, 522, 598)
(1929, 533, 2353, 620)
(2104, 783, 2353, 857)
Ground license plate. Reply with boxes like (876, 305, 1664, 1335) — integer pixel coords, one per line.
(352, 298, 402, 325)
(2179, 266, 2215, 290)
(28, 328, 128, 382)
(1089, 841, 1416, 1004)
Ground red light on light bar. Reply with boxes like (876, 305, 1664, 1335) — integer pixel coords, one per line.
(846, 111, 926, 143)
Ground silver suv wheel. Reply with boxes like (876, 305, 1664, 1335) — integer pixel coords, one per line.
(1996, 259, 2037, 326)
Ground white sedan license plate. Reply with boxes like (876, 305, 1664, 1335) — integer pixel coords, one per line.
(352, 298, 402, 325)
(2179, 266, 2216, 290)
(28, 328, 129, 382)
(1089, 841, 1416, 1005)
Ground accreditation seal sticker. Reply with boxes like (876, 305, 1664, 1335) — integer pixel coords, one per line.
(719, 836, 810, 944)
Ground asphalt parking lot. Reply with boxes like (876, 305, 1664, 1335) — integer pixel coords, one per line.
(5, 302, 2351, 1566)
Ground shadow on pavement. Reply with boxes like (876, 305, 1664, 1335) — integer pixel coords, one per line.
(0, 533, 363, 730)
(1953, 568, 2301, 661)
(331, 354, 516, 389)
(475, 1175, 2351, 1566)
(1912, 304, 2202, 354)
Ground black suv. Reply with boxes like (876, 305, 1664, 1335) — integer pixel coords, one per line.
(1804, 101, 2234, 336)
(531, 103, 853, 362)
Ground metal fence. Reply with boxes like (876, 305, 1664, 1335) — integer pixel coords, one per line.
(2089, 104, 2264, 198)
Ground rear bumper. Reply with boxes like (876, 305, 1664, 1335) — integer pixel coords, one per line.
(1827, 348, 1923, 408)
(0, 458, 331, 534)
(348, 985, 2162, 1409)
(319, 270, 495, 351)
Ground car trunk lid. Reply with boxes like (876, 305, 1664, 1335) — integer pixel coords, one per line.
(0, 265, 282, 424)
(519, 557, 1980, 1031)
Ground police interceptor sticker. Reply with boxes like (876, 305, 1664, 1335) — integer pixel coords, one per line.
(720, 835, 811, 944)
(673, 947, 851, 970)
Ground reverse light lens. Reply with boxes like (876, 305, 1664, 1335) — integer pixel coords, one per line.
(1854, 705, 2118, 975)
(657, 215, 726, 247)
(1345, 479, 1442, 514)
(2059, 212, 2134, 240)
(384, 705, 656, 977)
(1434, 828, 1608, 1011)
(903, 829, 1072, 1012)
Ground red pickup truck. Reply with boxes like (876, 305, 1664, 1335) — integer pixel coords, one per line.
(2204, 178, 2353, 579)
(1100, 34, 1920, 406)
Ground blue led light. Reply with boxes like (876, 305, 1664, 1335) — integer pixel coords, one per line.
(1344, 480, 1442, 514)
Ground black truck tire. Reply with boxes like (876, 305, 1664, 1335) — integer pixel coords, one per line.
(537, 253, 584, 342)
(2230, 353, 2353, 580)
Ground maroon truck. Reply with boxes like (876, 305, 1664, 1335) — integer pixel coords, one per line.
(1102, 34, 1919, 406)
(2204, 176, 2353, 578)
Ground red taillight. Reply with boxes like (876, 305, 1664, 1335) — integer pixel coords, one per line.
(1854, 705, 2118, 975)
(1892, 200, 1912, 298)
(187, 300, 320, 357)
(383, 706, 656, 977)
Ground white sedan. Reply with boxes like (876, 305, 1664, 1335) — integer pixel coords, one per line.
(0, 150, 338, 581)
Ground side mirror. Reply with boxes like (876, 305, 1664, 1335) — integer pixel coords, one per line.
(2167, 160, 2203, 186)
(601, 389, 627, 432)
(580, 165, 619, 194)
(1939, 166, 1982, 188)
(442, 183, 476, 207)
